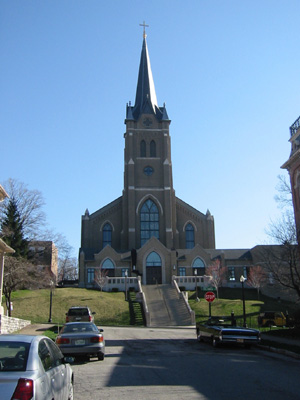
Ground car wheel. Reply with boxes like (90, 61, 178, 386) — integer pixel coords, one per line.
(98, 353, 104, 361)
(212, 338, 218, 348)
(196, 329, 203, 342)
(68, 380, 74, 400)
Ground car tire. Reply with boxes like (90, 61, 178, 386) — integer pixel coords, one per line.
(98, 353, 104, 361)
(68, 380, 74, 400)
(196, 329, 203, 342)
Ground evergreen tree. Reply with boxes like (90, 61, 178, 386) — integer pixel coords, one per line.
(1, 197, 28, 258)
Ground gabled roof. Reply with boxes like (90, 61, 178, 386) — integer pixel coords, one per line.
(126, 36, 169, 122)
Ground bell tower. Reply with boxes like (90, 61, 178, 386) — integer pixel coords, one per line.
(121, 26, 177, 251)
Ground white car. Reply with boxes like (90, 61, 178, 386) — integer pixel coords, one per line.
(0, 334, 74, 400)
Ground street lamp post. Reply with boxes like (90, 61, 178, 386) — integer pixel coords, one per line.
(240, 275, 247, 327)
(48, 280, 53, 323)
(194, 269, 199, 301)
(125, 270, 128, 301)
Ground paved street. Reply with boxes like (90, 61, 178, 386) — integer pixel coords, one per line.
(72, 326, 300, 400)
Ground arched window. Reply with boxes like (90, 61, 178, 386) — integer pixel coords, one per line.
(102, 259, 114, 269)
(102, 223, 112, 248)
(140, 140, 146, 157)
(185, 223, 195, 249)
(192, 257, 205, 276)
(101, 258, 115, 277)
(150, 140, 156, 157)
(146, 251, 161, 266)
(140, 199, 159, 246)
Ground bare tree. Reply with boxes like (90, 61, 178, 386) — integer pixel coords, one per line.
(94, 269, 108, 291)
(247, 265, 267, 299)
(265, 212, 300, 299)
(206, 259, 227, 299)
(3, 256, 49, 316)
(274, 174, 293, 209)
(0, 178, 46, 240)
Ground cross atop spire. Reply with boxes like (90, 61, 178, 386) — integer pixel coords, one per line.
(139, 21, 149, 38)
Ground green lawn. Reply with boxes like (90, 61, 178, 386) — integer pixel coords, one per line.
(7, 287, 130, 326)
(189, 287, 297, 329)
(4, 286, 298, 331)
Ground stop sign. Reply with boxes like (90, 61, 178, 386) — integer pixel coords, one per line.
(205, 291, 215, 302)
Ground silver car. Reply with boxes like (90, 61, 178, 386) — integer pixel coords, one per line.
(56, 322, 105, 361)
(0, 334, 74, 400)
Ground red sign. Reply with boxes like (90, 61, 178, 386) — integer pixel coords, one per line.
(205, 292, 215, 302)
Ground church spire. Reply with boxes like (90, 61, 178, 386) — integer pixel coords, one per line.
(126, 23, 169, 122)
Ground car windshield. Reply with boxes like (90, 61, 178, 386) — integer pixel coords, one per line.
(0, 341, 30, 372)
(68, 308, 89, 316)
(62, 324, 98, 334)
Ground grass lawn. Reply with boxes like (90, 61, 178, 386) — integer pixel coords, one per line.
(8, 287, 130, 327)
(189, 287, 298, 329)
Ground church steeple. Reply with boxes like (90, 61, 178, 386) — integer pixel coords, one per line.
(126, 26, 169, 122)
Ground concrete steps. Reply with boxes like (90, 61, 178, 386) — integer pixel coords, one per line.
(142, 284, 192, 327)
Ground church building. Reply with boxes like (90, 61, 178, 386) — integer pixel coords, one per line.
(78, 29, 215, 288)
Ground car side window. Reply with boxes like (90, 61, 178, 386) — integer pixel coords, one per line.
(46, 339, 63, 367)
(38, 340, 52, 371)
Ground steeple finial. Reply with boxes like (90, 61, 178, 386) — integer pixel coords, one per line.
(139, 21, 149, 39)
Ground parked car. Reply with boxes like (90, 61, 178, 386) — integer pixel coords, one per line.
(66, 306, 96, 323)
(56, 322, 105, 361)
(0, 334, 74, 400)
(257, 311, 293, 327)
(196, 318, 261, 348)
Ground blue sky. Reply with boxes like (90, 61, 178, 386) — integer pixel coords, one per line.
(1, 1, 300, 257)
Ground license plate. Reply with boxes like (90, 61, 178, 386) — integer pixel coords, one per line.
(75, 339, 85, 345)
(237, 338, 244, 343)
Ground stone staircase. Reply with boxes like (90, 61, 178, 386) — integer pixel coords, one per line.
(142, 284, 193, 327)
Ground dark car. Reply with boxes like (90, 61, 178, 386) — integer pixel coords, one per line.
(66, 306, 96, 323)
(0, 335, 74, 400)
(196, 318, 261, 348)
(56, 322, 105, 361)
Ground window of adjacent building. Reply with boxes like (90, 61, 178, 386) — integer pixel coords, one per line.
(140, 140, 146, 157)
(146, 251, 161, 266)
(102, 223, 112, 248)
(243, 266, 248, 280)
(150, 140, 156, 157)
(87, 268, 95, 283)
(228, 266, 235, 281)
(179, 267, 186, 276)
(185, 223, 195, 249)
(140, 199, 159, 246)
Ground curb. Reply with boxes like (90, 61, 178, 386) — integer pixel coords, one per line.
(258, 344, 300, 360)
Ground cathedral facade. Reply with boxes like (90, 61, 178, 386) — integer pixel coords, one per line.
(78, 33, 215, 288)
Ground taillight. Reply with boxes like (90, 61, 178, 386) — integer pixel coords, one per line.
(89, 316, 92, 322)
(90, 336, 103, 343)
(11, 378, 33, 400)
(66, 316, 69, 322)
(56, 337, 70, 344)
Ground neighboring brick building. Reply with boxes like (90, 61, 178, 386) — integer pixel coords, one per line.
(281, 116, 300, 241)
(28, 241, 58, 281)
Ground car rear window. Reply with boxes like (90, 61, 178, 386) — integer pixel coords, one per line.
(62, 323, 98, 333)
(68, 308, 89, 316)
(0, 341, 30, 372)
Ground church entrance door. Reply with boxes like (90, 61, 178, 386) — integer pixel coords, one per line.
(146, 266, 162, 285)
(146, 252, 162, 285)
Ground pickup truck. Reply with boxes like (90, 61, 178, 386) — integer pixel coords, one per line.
(257, 311, 292, 327)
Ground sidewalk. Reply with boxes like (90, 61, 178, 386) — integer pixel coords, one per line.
(18, 323, 57, 335)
